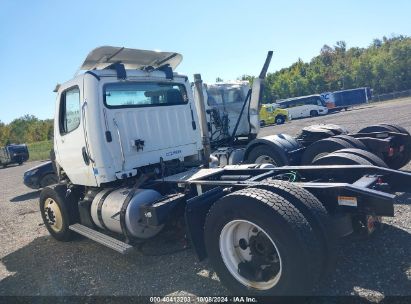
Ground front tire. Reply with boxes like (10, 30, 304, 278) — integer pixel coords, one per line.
(40, 185, 79, 241)
(204, 188, 321, 295)
(275, 115, 285, 125)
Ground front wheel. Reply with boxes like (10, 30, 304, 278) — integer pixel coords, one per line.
(204, 188, 321, 295)
(40, 185, 79, 241)
(275, 115, 285, 125)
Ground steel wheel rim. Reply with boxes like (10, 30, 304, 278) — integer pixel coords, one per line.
(219, 220, 282, 290)
(255, 155, 278, 166)
(44, 198, 63, 232)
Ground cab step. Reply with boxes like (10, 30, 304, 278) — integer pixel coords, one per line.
(69, 223, 133, 254)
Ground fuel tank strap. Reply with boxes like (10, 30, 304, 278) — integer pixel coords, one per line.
(120, 188, 137, 243)
(97, 188, 117, 230)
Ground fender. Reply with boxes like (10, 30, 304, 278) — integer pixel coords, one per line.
(244, 134, 304, 165)
(184, 187, 225, 260)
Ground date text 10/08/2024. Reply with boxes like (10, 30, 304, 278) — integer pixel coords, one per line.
(149, 296, 258, 303)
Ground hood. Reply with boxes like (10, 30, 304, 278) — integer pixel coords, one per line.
(80, 46, 183, 71)
(25, 161, 52, 172)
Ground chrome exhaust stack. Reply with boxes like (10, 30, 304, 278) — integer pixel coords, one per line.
(249, 51, 273, 136)
(193, 74, 211, 167)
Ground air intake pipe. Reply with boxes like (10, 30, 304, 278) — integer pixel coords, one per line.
(193, 74, 211, 167)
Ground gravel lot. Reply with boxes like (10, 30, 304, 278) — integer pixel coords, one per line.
(0, 98, 410, 300)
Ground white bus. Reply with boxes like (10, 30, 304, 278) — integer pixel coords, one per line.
(276, 94, 328, 119)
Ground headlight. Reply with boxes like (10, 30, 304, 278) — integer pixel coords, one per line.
(25, 169, 39, 177)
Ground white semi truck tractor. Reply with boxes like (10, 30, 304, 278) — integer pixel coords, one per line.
(40, 46, 411, 296)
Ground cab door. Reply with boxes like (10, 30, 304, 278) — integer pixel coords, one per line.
(265, 105, 275, 124)
(54, 80, 96, 186)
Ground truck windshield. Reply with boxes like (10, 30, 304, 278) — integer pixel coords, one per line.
(207, 86, 244, 106)
(104, 82, 188, 108)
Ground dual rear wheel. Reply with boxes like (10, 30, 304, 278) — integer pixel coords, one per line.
(358, 123, 411, 169)
(204, 184, 334, 295)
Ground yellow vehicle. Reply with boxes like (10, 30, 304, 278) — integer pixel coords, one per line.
(259, 103, 290, 126)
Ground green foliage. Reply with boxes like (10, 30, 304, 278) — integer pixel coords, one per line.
(27, 140, 53, 161)
(238, 74, 255, 84)
(0, 115, 53, 146)
(260, 35, 411, 102)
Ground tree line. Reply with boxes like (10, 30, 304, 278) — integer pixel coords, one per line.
(0, 115, 53, 146)
(240, 35, 411, 102)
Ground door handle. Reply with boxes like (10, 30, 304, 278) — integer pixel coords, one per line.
(82, 147, 90, 165)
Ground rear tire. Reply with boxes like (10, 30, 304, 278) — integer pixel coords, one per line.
(331, 148, 387, 167)
(358, 124, 397, 134)
(379, 123, 410, 135)
(250, 180, 337, 278)
(310, 110, 318, 117)
(260, 120, 266, 127)
(358, 124, 411, 169)
(332, 135, 367, 150)
(313, 152, 373, 166)
(246, 145, 286, 166)
(204, 188, 321, 295)
(310, 152, 374, 182)
(301, 138, 354, 165)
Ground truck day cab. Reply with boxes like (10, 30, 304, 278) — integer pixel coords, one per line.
(40, 46, 411, 296)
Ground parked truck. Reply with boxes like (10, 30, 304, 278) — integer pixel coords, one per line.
(39, 46, 411, 296)
(0, 144, 29, 167)
(322, 87, 371, 111)
(259, 103, 290, 126)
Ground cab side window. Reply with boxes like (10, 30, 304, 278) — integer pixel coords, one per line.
(59, 87, 81, 134)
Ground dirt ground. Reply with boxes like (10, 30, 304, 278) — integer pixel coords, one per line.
(0, 98, 410, 300)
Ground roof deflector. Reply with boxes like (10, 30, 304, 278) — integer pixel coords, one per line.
(79, 46, 183, 72)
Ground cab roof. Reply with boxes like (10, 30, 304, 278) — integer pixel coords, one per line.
(79, 46, 183, 71)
